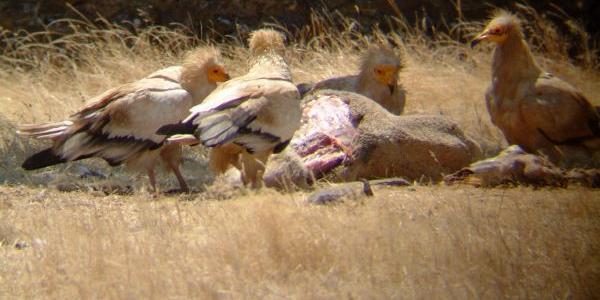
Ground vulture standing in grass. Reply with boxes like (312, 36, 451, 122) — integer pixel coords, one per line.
(18, 47, 230, 195)
(471, 11, 600, 166)
(299, 44, 406, 115)
(157, 29, 301, 187)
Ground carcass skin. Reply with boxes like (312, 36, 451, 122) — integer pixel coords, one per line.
(264, 89, 481, 188)
(445, 145, 599, 187)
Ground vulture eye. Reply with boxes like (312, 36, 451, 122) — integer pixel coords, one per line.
(490, 28, 502, 35)
(213, 69, 219, 73)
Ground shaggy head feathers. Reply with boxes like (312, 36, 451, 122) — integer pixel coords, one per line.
(180, 47, 225, 94)
(485, 10, 523, 36)
(359, 44, 403, 73)
(248, 29, 286, 56)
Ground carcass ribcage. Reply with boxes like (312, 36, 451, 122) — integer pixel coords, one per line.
(290, 95, 359, 177)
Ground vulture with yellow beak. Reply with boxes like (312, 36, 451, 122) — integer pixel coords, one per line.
(158, 29, 301, 187)
(18, 47, 229, 195)
(471, 11, 599, 166)
(300, 44, 406, 115)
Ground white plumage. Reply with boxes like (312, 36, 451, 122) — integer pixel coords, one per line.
(159, 29, 302, 187)
(18, 47, 229, 194)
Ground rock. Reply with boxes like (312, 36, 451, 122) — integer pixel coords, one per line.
(305, 177, 410, 204)
(54, 180, 133, 195)
(14, 241, 28, 250)
(29, 171, 58, 185)
(265, 90, 481, 187)
(368, 177, 411, 187)
(307, 180, 373, 205)
(71, 165, 107, 179)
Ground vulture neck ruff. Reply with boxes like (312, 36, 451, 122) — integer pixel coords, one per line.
(491, 32, 541, 99)
(248, 52, 292, 81)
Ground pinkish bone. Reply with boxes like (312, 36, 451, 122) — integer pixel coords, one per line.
(290, 95, 359, 176)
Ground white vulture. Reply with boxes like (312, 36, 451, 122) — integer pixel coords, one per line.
(17, 47, 230, 195)
(471, 11, 599, 166)
(158, 29, 302, 187)
(299, 44, 406, 115)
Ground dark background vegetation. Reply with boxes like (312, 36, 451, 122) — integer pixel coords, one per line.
(1, 1, 598, 39)
(2, 1, 598, 65)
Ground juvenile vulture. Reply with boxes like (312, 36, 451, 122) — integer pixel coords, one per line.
(158, 29, 301, 187)
(18, 47, 229, 195)
(300, 44, 406, 115)
(471, 11, 600, 167)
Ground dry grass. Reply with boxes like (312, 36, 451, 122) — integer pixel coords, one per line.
(0, 6, 599, 299)
(0, 186, 598, 298)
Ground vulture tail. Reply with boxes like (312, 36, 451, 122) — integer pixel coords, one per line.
(17, 121, 72, 140)
(21, 148, 66, 170)
(156, 120, 196, 136)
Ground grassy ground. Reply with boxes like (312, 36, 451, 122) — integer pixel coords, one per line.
(0, 6, 599, 299)
(1, 185, 599, 298)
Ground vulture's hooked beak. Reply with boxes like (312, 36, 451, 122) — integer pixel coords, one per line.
(470, 30, 490, 48)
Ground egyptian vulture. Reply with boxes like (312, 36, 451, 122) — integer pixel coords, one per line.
(158, 29, 301, 187)
(300, 44, 406, 115)
(471, 11, 599, 166)
(18, 47, 229, 195)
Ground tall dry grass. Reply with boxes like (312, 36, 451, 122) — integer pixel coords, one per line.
(1, 5, 598, 176)
(0, 5, 599, 298)
(1, 185, 599, 299)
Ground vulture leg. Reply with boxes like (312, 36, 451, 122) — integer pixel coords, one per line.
(209, 144, 243, 175)
(240, 151, 270, 188)
(147, 167, 159, 197)
(170, 164, 189, 193)
(160, 144, 189, 193)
